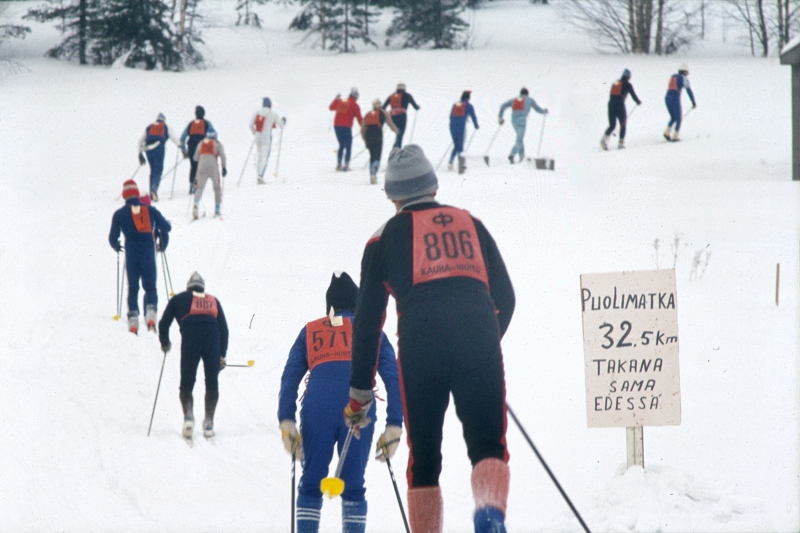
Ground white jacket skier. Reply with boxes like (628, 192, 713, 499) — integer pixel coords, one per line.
(249, 97, 285, 183)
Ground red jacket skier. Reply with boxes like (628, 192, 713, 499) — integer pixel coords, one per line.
(329, 88, 363, 171)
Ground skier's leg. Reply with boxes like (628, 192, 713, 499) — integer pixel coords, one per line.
(449, 125, 463, 164)
(211, 173, 222, 206)
(618, 108, 628, 140)
(126, 253, 141, 316)
(141, 252, 158, 315)
(393, 114, 407, 149)
(295, 398, 337, 533)
(334, 126, 347, 168)
(512, 123, 525, 160)
(147, 147, 165, 194)
(674, 103, 683, 131)
(339, 402, 375, 502)
(604, 105, 617, 137)
(343, 128, 353, 167)
(342, 500, 368, 533)
(194, 173, 209, 202)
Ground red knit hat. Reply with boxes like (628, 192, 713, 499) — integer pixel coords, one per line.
(122, 180, 139, 200)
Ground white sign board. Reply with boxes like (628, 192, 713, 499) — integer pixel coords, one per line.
(580, 269, 681, 428)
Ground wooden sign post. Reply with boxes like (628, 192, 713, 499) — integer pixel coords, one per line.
(580, 269, 681, 468)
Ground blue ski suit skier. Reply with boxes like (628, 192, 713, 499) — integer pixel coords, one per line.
(278, 272, 403, 533)
(664, 63, 696, 142)
(383, 82, 420, 149)
(108, 179, 172, 334)
(600, 70, 641, 151)
(180, 106, 216, 193)
(498, 87, 548, 163)
(449, 91, 479, 171)
(345, 146, 516, 533)
(158, 272, 229, 440)
(137, 113, 181, 201)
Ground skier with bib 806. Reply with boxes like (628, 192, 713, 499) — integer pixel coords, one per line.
(192, 131, 227, 219)
(330, 88, 363, 172)
(278, 272, 403, 533)
(137, 113, 181, 201)
(159, 272, 229, 441)
(108, 179, 172, 335)
(249, 97, 285, 184)
(345, 145, 516, 533)
(383, 82, 420, 149)
(180, 106, 216, 194)
(448, 91, 479, 173)
(498, 87, 548, 163)
(664, 64, 696, 142)
(600, 70, 641, 151)
(361, 99, 398, 185)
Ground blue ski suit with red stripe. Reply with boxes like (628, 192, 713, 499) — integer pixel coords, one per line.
(449, 99, 478, 164)
(278, 311, 402, 502)
(665, 73, 695, 131)
(108, 198, 171, 315)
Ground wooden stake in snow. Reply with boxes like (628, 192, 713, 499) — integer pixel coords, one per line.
(776, 263, 780, 306)
(626, 426, 644, 468)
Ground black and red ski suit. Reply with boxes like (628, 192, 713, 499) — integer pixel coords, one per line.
(350, 197, 515, 488)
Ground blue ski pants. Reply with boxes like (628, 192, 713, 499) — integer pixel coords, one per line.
(665, 94, 682, 130)
(146, 144, 165, 193)
(125, 247, 157, 315)
(449, 123, 465, 163)
(334, 126, 353, 167)
(509, 122, 527, 160)
(392, 114, 407, 149)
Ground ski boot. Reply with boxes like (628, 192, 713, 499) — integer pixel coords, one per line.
(672, 130, 680, 142)
(145, 305, 157, 333)
(180, 391, 194, 439)
(192, 202, 199, 220)
(150, 190, 159, 202)
(203, 390, 219, 438)
(447, 161, 454, 171)
(257, 177, 265, 184)
(663, 127, 672, 142)
(618, 139, 625, 149)
(342, 165, 350, 172)
(369, 175, 377, 184)
(127, 312, 139, 335)
(508, 155, 515, 164)
(214, 203, 221, 216)
(458, 155, 466, 175)
(474, 507, 507, 533)
(600, 135, 610, 151)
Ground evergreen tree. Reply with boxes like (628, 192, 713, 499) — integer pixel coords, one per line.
(385, 0, 469, 49)
(236, 0, 267, 27)
(25, 0, 99, 64)
(289, 0, 376, 51)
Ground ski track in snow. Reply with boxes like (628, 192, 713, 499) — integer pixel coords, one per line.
(0, 0, 798, 531)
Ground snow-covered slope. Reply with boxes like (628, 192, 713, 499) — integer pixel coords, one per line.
(0, 1, 797, 532)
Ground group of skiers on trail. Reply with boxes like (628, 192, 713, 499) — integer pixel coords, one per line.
(110, 140, 517, 533)
(601, 63, 697, 150)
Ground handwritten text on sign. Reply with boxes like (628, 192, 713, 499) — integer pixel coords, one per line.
(580, 269, 681, 428)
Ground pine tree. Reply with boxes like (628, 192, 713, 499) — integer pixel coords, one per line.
(385, 0, 469, 49)
(236, 0, 267, 27)
(25, 0, 100, 64)
(289, 0, 376, 51)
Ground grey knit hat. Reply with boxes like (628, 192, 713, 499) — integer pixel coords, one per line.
(384, 145, 438, 201)
(156, 112, 166, 122)
(187, 271, 205, 292)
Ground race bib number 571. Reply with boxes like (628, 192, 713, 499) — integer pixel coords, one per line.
(411, 208, 488, 287)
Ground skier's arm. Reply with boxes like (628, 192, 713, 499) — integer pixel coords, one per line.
(475, 218, 515, 337)
(330, 98, 340, 111)
(407, 93, 420, 110)
(351, 238, 391, 391)
(217, 301, 229, 358)
(527, 97, 546, 115)
(148, 206, 171, 251)
(158, 298, 178, 347)
(384, 110, 398, 133)
(277, 328, 311, 422)
(217, 142, 227, 171)
(137, 131, 147, 153)
(498, 99, 512, 120)
(249, 111, 258, 134)
(626, 82, 642, 105)
(376, 332, 403, 427)
(467, 103, 479, 129)
(383, 96, 392, 110)
(180, 124, 190, 150)
(108, 211, 122, 250)
(205, 121, 216, 134)
(684, 78, 696, 106)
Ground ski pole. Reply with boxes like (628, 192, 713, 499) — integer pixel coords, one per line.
(483, 124, 503, 165)
(118, 253, 127, 320)
(237, 137, 257, 187)
(170, 149, 181, 200)
(408, 109, 418, 144)
(435, 143, 453, 171)
(162, 246, 175, 296)
(465, 128, 478, 152)
(682, 106, 694, 119)
(291, 451, 297, 533)
(320, 426, 355, 498)
(225, 360, 255, 368)
(380, 444, 411, 533)
(130, 163, 142, 180)
(159, 252, 170, 302)
(536, 114, 547, 158)
(147, 349, 168, 437)
(275, 126, 285, 181)
(618, 104, 639, 131)
(350, 146, 367, 162)
(507, 405, 591, 533)
(114, 250, 121, 320)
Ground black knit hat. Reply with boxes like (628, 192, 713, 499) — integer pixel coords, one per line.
(195, 106, 205, 119)
(326, 272, 358, 314)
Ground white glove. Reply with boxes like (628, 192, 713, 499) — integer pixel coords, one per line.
(279, 420, 304, 460)
(375, 425, 403, 462)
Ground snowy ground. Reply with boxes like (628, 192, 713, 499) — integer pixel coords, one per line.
(0, 1, 798, 532)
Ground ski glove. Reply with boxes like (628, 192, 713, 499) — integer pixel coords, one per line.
(181, 149, 189, 159)
(161, 343, 171, 353)
(281, 117, 287, 125)
(279, 420, 304, 460)
(375, 425, 403, 462)
(220, 358, 226, 370)
(344, 387, 373, 429)
(222, 167, 227, 177)
(113, 241, 123, 252)
(138, 153, 146, 165)
(498, 118, 504, 125)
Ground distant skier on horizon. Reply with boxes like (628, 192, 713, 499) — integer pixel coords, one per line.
(108, 179, 172, 335)
(383, 82, 420, 148)
(498, 87, 548, 163)
(330, 88, 363, 171)
(249, 97, 285, 184)
(361, 98, 398, 185)
(600, 69, 641, 151)
(159, 272, 229, 443)
(664, 64, 696, 142)
(180, 106, 216, 194)
(449, 90, 479, 173)
(192, 131, 227, 219)
(137, 113, 181, 201)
